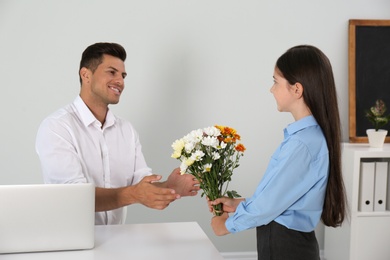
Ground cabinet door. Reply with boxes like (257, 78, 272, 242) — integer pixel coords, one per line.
(355, 217, 390, 260)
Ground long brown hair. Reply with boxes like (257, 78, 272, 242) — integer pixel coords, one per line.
(276, 45, 346, 227)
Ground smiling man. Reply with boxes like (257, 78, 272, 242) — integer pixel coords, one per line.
(36, 42, 199, 225)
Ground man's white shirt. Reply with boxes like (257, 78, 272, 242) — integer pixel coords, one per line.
(36, 95, 152, 225)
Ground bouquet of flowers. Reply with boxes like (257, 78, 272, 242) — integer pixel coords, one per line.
(171, 125, 246, 216)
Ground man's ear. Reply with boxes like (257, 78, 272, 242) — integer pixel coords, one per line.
(294, 83, 304, 98)
(80, 67, 91, 84)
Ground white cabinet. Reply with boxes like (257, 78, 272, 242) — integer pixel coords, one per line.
(324, 143, 390, 260)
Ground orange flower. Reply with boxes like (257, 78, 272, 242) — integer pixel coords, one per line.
(224, 137, 233, 143)
(235, 143, 246, 152)
(215, 125, 237, 137)
(223, 127, 232, 135)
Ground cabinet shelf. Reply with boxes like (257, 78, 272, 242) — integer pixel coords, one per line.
(357, 211, 390, 217)
(324, 143, 390, 260)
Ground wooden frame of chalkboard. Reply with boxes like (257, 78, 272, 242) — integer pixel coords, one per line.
(349, 19, 390, 143)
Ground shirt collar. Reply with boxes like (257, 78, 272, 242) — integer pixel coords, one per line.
(284, 115, 318, 137)
(73, 95, 116, 128)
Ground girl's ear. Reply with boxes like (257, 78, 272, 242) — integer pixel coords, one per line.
(294, 83, 304, 98)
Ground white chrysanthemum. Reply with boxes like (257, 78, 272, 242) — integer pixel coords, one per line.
(217, 141, 227, 149)
(212, 151, 221, 160)
(204, 163, 212, 172)
(183, 134, 193, 144)
(193, 128, 204, 138)
(201, 136, 219, 148)
(184, 142, 195, 153)
(203, 126, 220, 137)
(184, 129, 203, 143)
(179, 162, 188, 175)
(190, 150, 205, 161)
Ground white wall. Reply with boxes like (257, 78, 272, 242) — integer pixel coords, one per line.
(1, 0, 389, 253)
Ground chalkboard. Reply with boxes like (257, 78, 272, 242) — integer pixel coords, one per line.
(349, 20, 390, 143)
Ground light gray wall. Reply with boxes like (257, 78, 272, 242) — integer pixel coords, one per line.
(1, 0, 389, 253)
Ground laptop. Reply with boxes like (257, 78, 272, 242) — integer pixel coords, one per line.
(0, 183, 95, 254)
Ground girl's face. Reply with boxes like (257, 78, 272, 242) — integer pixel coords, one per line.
(270, 68, 296, 113)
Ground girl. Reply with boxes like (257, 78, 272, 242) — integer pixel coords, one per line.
(209, 45, 346, 260)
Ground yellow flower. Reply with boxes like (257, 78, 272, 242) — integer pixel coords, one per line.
(184, 158, 194, 166)
(171, 139, 185, 158)
(171, 150, 181, 159)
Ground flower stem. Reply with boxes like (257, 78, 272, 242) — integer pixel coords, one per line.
(213, 203, 223, 216)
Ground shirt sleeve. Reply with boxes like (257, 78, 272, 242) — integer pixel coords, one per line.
(226, 139, 324, 233)
(129, 128, 153, 185)
(35, 117, 87, 184)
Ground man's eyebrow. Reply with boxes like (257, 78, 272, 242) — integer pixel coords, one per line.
(108, 66, 127, 78)
(108, 66, 119, 71)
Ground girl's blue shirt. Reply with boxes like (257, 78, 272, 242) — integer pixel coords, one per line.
(226, 115, 329, 233)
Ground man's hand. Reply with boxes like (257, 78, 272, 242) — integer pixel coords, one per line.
(123, 175, 180, 210)
(95, 175, 180, 212)
(165, 168, 200, 196)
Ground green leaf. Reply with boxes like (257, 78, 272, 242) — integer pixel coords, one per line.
(227, 190, 241, 198)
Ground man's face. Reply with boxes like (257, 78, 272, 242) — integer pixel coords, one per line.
(88, 54, 127, 106)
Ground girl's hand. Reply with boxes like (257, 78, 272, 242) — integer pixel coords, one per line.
(211, 212, 230, 236)
(207, 196, 245, 213)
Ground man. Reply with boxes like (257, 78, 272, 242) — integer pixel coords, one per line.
(36, 42, 199, 225)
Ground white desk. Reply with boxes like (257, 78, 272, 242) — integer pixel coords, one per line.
(1, 222, 224, 260)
